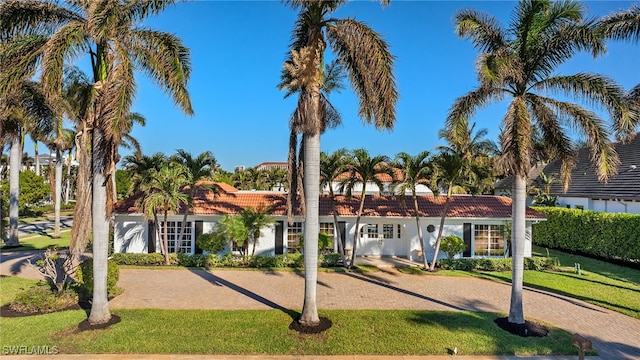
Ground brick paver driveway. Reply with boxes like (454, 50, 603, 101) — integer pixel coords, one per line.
(110, 269, 640, 360)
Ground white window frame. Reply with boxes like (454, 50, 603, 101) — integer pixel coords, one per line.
(473, 224, 505, 257)
(160, 221, 193, 254)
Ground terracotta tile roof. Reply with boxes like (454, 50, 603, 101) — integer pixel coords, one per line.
(114, 182, 544, 219)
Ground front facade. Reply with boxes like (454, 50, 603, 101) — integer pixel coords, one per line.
(114, 183, 542, 260)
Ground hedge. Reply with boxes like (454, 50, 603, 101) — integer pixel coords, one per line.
(437, 257, 559, 271)
(531, 207, 640, 262)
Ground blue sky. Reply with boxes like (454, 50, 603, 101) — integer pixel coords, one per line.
(29, 1, 640, 171)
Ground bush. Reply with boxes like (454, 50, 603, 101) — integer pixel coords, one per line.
(177, 253, 210, 268)
(111, 252, 165, 266)
(76, 258, 120, 297)
(437, 257, 558, 271)
(196, 232, 227, 253)
(320, 253, 342, 267)
(440, 235, 466, 260)
(532, 207, 640, 263)
(10, 285, 78, 314)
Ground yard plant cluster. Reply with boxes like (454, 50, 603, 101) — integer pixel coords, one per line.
(532, 207, 640, 263)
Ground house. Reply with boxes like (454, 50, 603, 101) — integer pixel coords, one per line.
(113, 183, 544, 261)
(538, 134, 640, 214)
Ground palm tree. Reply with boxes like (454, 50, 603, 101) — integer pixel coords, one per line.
(47, 126, 74, 238)
(123, 153, 168, 195)
(449, 0, 632, 327)
(239, 205, 275, 257)
(136, 163, 189, 265)
(171, 149, 217, 253)
(319, 148, 349, 263)
(390, 151, 432, 270)
(280, 0, 397, 328)
(601, 5, 640, 115)
(341, 149, 392, 268)
(0, 0, 193, 325)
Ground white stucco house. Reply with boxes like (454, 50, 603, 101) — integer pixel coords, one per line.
(113, 182, 544, 260)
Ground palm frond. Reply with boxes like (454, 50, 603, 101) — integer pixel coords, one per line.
(501, 97, 532, 177)
(600, 4, 640, 43)
(455, 9, 506, 53)
(445, 86, 504, 145)
(0, 0, 84, 40)
(326, 18, 397, 130)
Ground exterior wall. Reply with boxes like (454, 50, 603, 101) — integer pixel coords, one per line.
(113, 214, 535, 259)
(556, 196, 591, 210)
(114, 215, 148, 253)
(326, 182, 432, 195)
(557, 196, 640, 214)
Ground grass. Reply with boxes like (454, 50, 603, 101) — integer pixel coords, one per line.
(453, 246, 640, 319)
(0, 276, 575, 356)
(15, 210, 74, 224)
(0, 230, 71, 252)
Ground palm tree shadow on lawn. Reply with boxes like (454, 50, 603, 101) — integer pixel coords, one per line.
(189, 269, 333, 334)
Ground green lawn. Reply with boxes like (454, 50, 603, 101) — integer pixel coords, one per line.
(0, 230, 71, 252)
(0, 279, 575, 356)
(454, 246, 640, 319)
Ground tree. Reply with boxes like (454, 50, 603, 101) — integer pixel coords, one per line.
(319, 149, 349, 263)
(600, 5, 640, 113)
(137, 163, 189, 265)
(280, 0, 397, 328)
(0, 0, 193, 325)
(171, 149, 217, 253)
(448, 0, 632, 327)
(390, 151, 432, 270)
(239, 205, 274, 257)
(124, 153, 168, 195)
(47, 127, 74, 238)
(341, 149, 392, 268)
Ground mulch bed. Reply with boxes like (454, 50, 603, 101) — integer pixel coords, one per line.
(494, 317, 549, 337)
(289, 316, 333, 334)
(78, 314, 121, 331)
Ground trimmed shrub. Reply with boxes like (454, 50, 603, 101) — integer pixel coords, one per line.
(177, 253, 210, 268)
(440, 235, 466, 260)
(196, 232, 227, 253)
(320, 253, 342, 267)
(437, 257, 558, 271)
(532, 207, 640, 263)
(10, 285, 78, 314)
(76, 258, 120, 297)
(111, 253, 165, 266)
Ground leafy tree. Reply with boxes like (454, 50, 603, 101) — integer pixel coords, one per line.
(341, 149, 392, 268)
(391, 151, 433, 270)
(448, 0, 632, 326)
(115, 169, 132, 200)
(211, 215, 248, 256)
(239, 205, 274, 257)
(279, 0, 397, 328)
(0, 170, 49, 216)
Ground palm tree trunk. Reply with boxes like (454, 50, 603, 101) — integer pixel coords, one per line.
(175, 191, 193, 254)
(508, 174, 526, 325)
(429, 193, 452, 271)
(71, 129, 92, 257)
(163, 211, 170, 265)
(299, 132, 320, 326)
(34, 142, 40, 176)
(331, 195, 345, 263)
(7, 135, 21, 247)
(413, 193, 428, 269)
(54, 148, 63, 238)
(349, 189, 367, 268)
(65, 151, 72, 205)
(88, 127, 111, 325)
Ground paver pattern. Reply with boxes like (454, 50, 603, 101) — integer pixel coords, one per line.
(109, 268, 640, 360)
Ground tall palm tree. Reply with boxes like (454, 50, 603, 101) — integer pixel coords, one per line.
(123, 152, 168, 194)
(47, 126, 74, 238)
(0, 0, 193, 325)
(341, 149, 392, 268)
(137, 163, 189, 265)
(171, 149, 217, 253)
(319, 148, 349, 262)
(280, 0, 397, 328)
(449, 0, 632, 327)
(601, 5, 640, 114)
(390, 151, 432, 270)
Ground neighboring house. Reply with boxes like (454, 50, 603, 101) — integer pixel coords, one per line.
(114, 182, 544, 260)
(493, 163, 548, 203)
(538, 134, 640, 214)
(329, 167, 433, 196)
(255, 162, 288, 171)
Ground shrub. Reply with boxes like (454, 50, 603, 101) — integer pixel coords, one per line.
(532, 207, 640, 263)
(320, 253, 342, 267)
(440, 235, 466, 260)
(437, 257, 558, 271)
(220, 253, 250, 267)
(10, 285, 78, 314)
(76, 258, 120, 297)
(177, 253, 210, 268)
(111, 252, 166, 266)
(196, 232, 227, 253)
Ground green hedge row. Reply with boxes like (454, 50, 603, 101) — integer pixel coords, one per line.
(531, 207, 640, 262)
(437, 257, 559, 271)
(111, 252, 344, 269)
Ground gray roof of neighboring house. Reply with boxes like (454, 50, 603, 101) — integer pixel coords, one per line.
(541, 134, 640, 201)
(493, 163, 547, 191)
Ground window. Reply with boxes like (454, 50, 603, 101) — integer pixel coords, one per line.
(287, 222, 303, 253)
(319, 222, 335, 236)
(383, 224, 394, 239)
(474, 224, 505, 257)
(367, 224, 379, 238)
(160, 221, 193, 254)
(397, 224, 402, 238)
